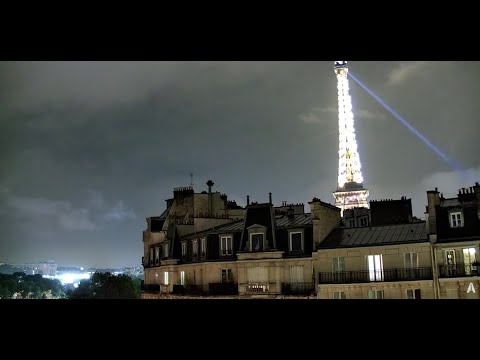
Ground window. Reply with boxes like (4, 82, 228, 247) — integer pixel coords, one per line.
(333, 257, 345, 272)
(349, 219, 354, 227)
(221, 269, 233, 283)
(333, 257, 346, 283)
(407, 289, 421, 299)
(463, 248, 476, 275)
(289, 232, 303, 252)
(368, 290, 384, 299)
(180, 271, 185, 286)
(149, 248, 154, 265)
(289, 265, 304, 284)
(445, 250, 456, 265)
(164, 272, 169, 285)
(360, 217, 368, 227)
(450, 211, 463, 228)
(193, 240, 198, 259)
(367, 255, 384, 281)
(220, 236, 233, 255)
(181, 242, 187, 257)
(164, 243, 169, 259)
(404, 253, 418, 269)
(155, 247, 160, 265)
(200, 238, 206, 258)
(333, 291, 346, 299)
(250, 233, 264, 251)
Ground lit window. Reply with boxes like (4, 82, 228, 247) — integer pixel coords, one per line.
(463, 248, 476, 275)
(333, 291, 346, 299)
(164, 272, 169, 285)
(250, 233, 264, 251)
(220, 236, 233, 255)
(180, 271, 185, 286)
(450, 212, 463, 228)
(289, 232, 303, 252)
(368, 290, 383, 299)
(367, 255, 384, 281)
(407, 289, 421, 299)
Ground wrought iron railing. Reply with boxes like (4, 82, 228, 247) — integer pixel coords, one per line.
(281, 282, 315, 295)
(318, 267, 433, 284)
(209, 282, 238, 295)
(439, 264, 479, 278)
(246, 282, 270, 294)
(141, 284, 160, 293)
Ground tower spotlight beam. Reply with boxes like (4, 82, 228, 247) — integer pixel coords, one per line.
(348, 71, 464, 174)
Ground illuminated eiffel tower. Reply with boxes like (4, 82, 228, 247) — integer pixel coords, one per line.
(332, 61, 369, 214)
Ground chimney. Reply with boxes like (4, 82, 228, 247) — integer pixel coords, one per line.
(308, 198, 341, 248)
(206, 180, 214, 217)
(247, 195, 250, 206)
(426, 188, 440, 235)
(473, 182, 480, 220)
(269, 192, 272, 205)
(287, 205, 294, 219)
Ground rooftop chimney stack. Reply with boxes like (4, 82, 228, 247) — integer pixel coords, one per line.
(206, 180, 214, 217)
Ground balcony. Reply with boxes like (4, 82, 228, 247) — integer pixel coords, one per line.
(318, 267, 433, 284)
(209, 282, 238, 295)
(281, 282, 315, 295)
(141, 284, 160, 293)
(171, 283, 238, 296)
(246, 282, 270, 294)
(439, 264, 479, 278)
(172, 284, 208, 295)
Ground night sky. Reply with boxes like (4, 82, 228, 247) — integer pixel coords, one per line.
(1, 61, 479, 268)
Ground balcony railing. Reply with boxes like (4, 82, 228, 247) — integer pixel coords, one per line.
(172, 283, 238, 296)
(141, 284, 160, 293)
(209, 282, 238, 295)
(318, 267, 433, 284)
(246, 282, 270, 294)
(439, 264, 479, 278)
(281, 282, 315, 295)
(172, 284, 208, 295)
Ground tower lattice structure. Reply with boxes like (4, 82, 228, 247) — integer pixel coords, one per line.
(332, 61, 369, 214)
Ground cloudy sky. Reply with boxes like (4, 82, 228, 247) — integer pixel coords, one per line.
(1, 61, 479, 268)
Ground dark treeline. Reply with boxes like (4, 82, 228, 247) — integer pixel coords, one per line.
(68, 272, 140, 299)
(0, 272, 65, 299)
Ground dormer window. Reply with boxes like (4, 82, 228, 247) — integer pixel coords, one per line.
(163, 243, 169, 259)
(220, 236, 233, 256)
(450, 211, 463, 228)
(250, 233, 264, 251)
(288, 230, 304, 253)
(181, 242, 187, 257)
(193, 240, 198, 260)
(200, 238, 206, 259)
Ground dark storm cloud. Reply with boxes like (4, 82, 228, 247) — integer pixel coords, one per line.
(1, 61, 479, 268)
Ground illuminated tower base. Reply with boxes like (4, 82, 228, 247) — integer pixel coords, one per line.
(333, 182, 369, 214)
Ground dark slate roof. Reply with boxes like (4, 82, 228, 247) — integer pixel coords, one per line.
(181, 219, 244, 240)
(275, 213, 312, 228)
(440, 198, 476, 207)
(318, 222, 428, 249)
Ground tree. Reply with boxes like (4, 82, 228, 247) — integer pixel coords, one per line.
(69, 272, 139, 299)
